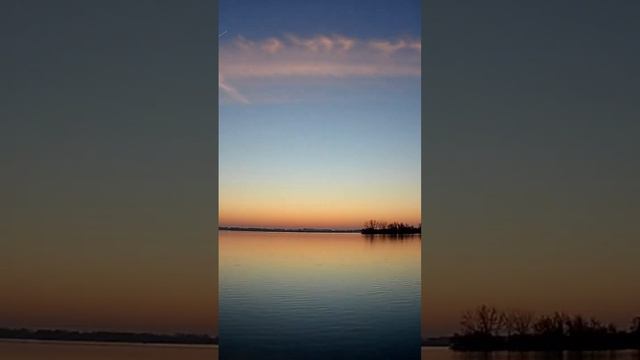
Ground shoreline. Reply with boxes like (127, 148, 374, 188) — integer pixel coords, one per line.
(219, 227, 360, 233)
(0, 338, 218, 348)
(0, 328, 217, 347)
(219, 227, 422, 235)
(422, 335, 640, 352)
(421, 345, 640, 352)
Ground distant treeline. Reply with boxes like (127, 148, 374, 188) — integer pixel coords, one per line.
(0, 328, 217, 345)
(446, 305, 640, 351)
(361, 220, 421, 234)
(219, 226, 358, 233)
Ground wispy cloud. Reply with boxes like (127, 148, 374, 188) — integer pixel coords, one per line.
(219, 74, 249, 104)
(223, 62, 420, 78)
(285, 34, 356, 52)
(261, 37, 284, 54)
(219, 34, 420, 104)
(369, 39, 421, 54)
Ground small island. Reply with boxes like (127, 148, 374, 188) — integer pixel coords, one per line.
(0, 328, 217, 346)
(360, 220, 421, 235)
(424, 305, 640, 351)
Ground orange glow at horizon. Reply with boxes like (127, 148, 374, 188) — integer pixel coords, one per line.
(219, 184, 421, 229)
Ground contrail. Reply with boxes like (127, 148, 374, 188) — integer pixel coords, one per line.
(219, 30, 228, 38)
(219, 74, 249, 104)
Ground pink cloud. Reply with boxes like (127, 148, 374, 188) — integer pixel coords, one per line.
(221, 62, 420, 78)
(369, 39, 422, 54)
(233, 36, 255, 51)
(219, 34, 420, 103)
(335, 35, 356, 51)
(261, 37, 284, 54)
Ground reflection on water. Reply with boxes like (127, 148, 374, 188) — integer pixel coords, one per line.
(220, 231, 421, 360)
(422, 348, 640, 360)
(0, 341, 218, 359)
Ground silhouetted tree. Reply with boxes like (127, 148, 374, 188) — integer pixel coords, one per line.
(565, 315, 588, 337)
(631, 317, 640, 334)
(361, 219, 420, 234)
(460, 305, 504, 336)
(460, 310, 479, 335)
(451, 308, 640, 351)
(363, 219, 379, 231)
(534, 312, 569, 338)
(504, 309, 535, 336)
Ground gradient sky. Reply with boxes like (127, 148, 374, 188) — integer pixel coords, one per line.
(1, 1, 218, 335)
(423, 1, 640, 337)
(219, 0, 421, 229)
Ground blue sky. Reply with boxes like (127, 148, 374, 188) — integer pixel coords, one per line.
(219, 0, 421, 228)
(219, 0, 420, 39)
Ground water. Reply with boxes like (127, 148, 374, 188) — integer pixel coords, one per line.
(422, 348, 640, 360)
(0, 341, 217, 359)
(219, 231, 421, 359)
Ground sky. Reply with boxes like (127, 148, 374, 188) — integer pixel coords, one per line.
(219, 0, 422, 229)
(1, 1, 218, 335)
(423, 1, 640, 337)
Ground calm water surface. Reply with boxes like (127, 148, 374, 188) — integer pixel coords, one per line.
(0, 341, 218, 359)
(422, 348, 640, 360)
(220, 231, 421, 359)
